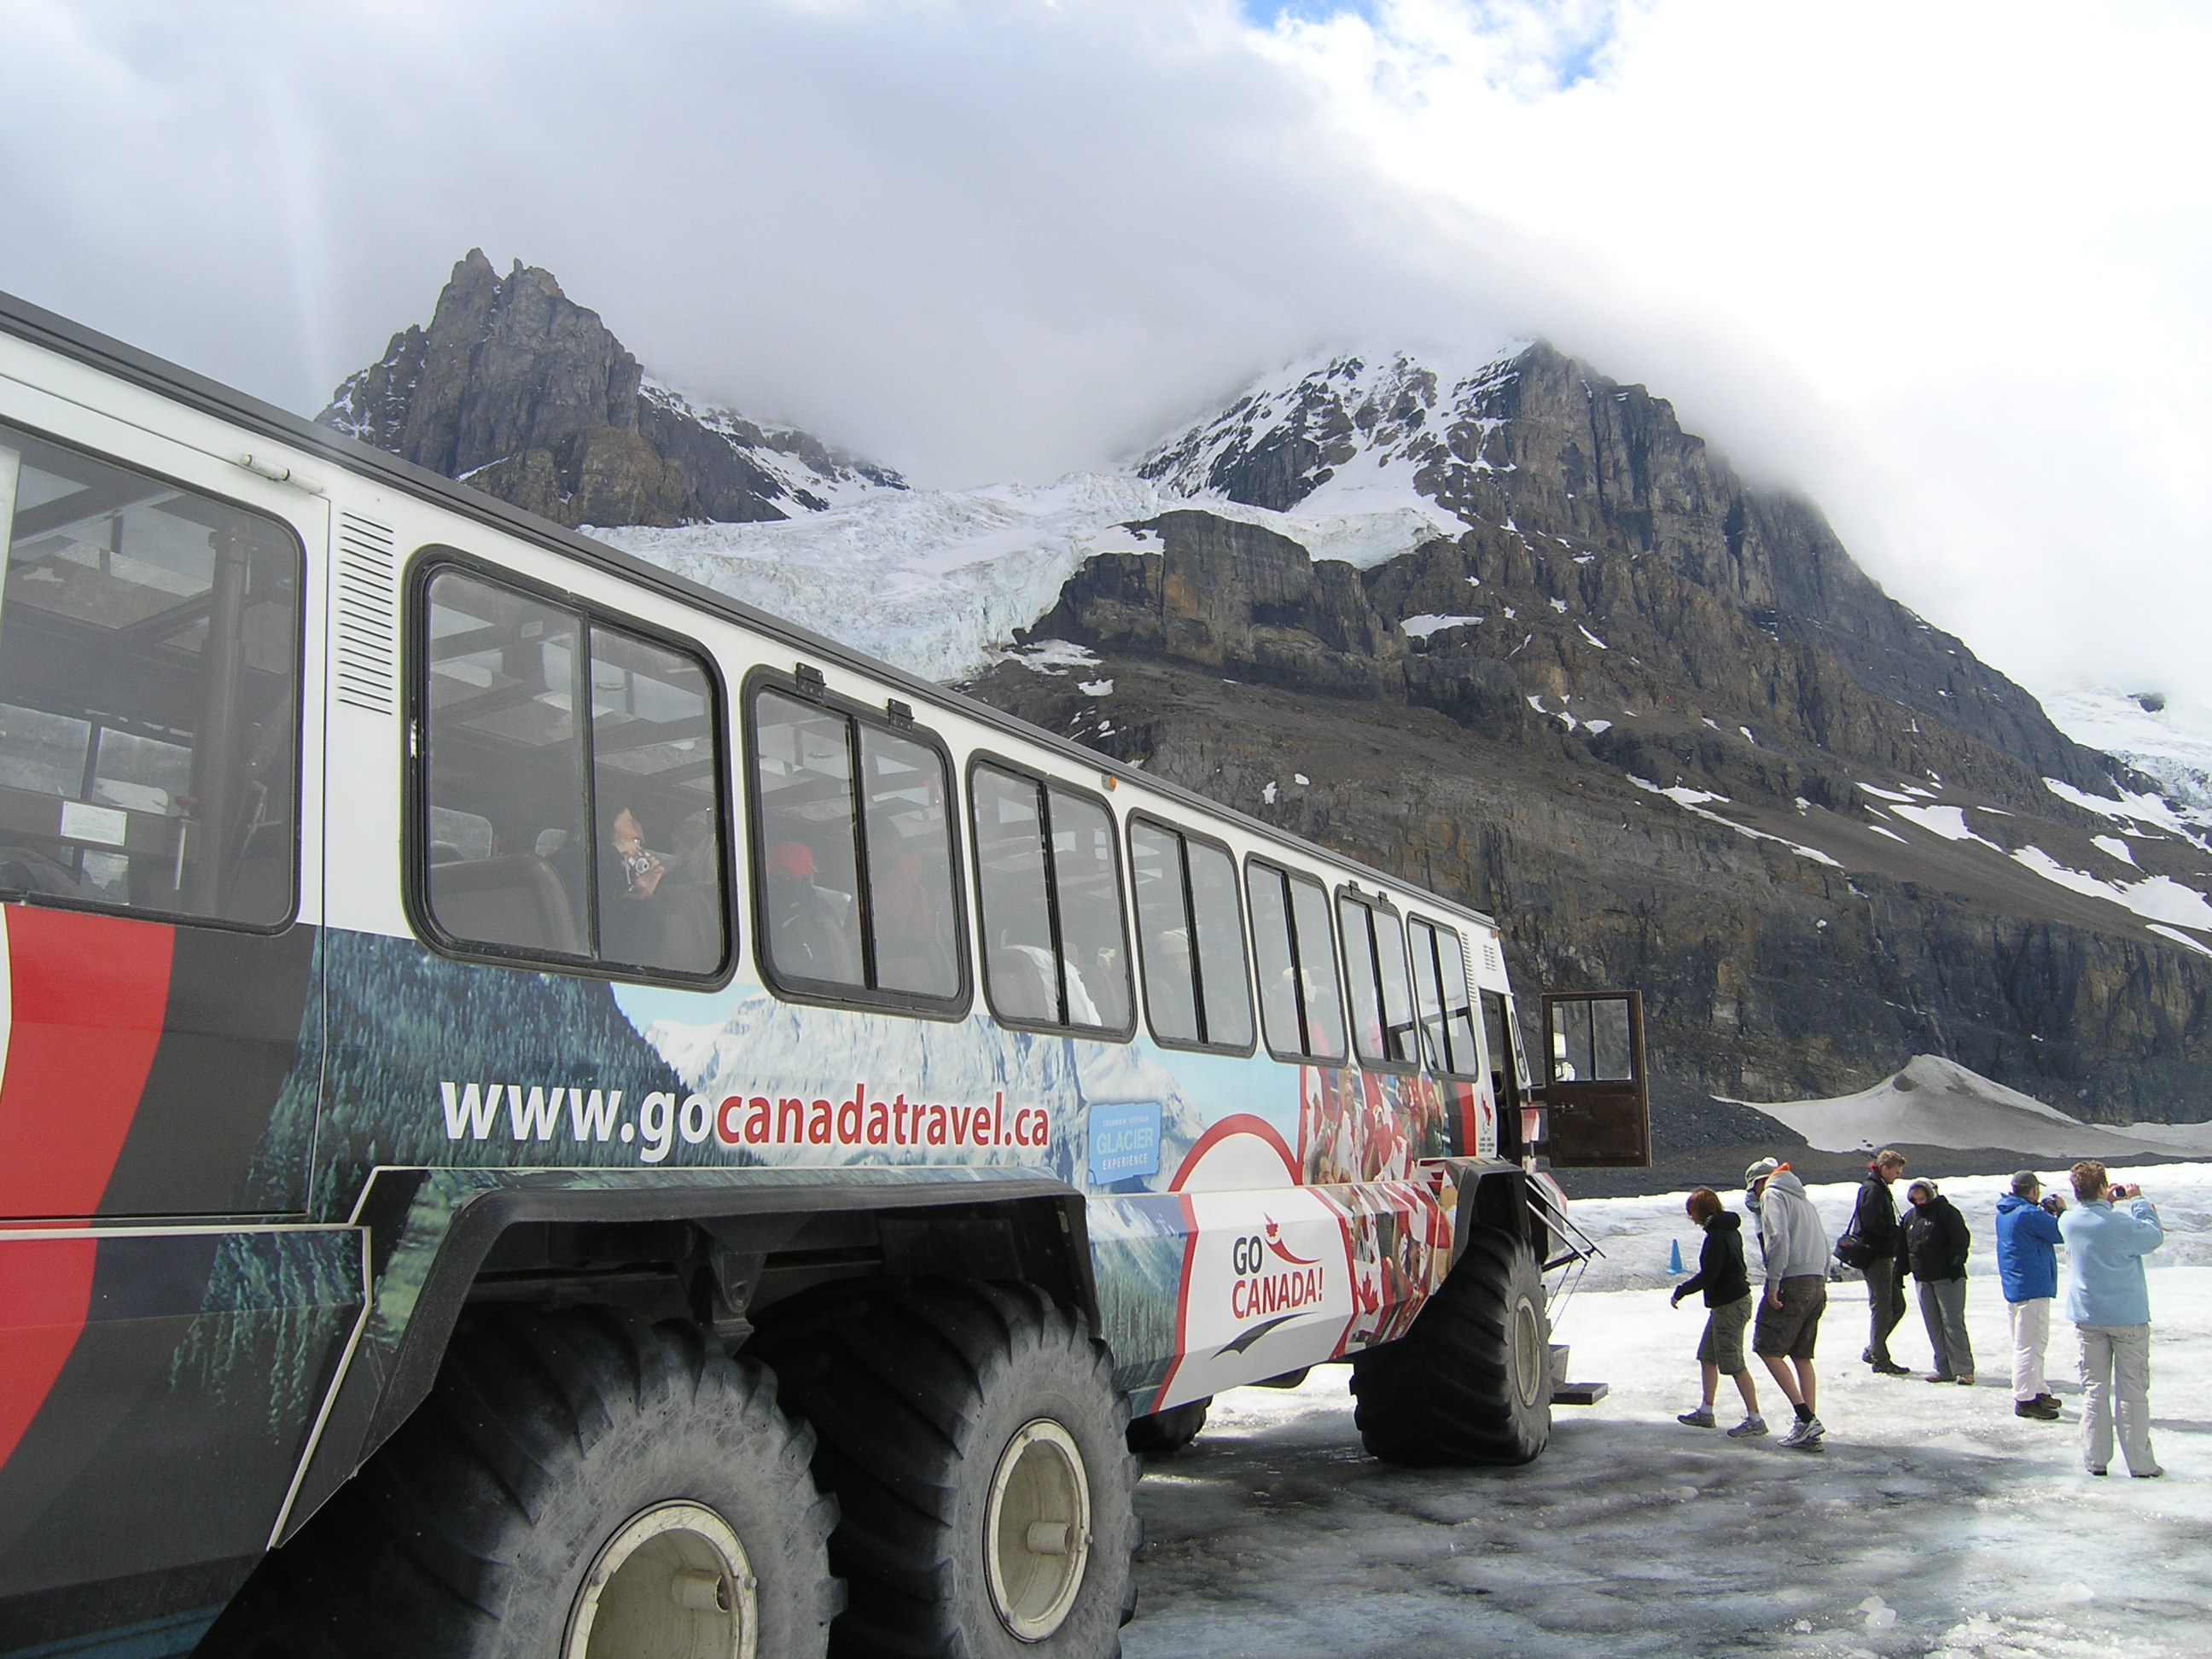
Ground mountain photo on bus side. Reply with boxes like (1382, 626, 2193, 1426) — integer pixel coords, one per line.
(325, 249, 2212, 1192)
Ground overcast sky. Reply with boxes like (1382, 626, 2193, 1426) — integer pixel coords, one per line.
(4, 0, 2208, 711)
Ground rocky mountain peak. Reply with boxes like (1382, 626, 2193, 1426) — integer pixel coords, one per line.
(1136, 341, 2115, 805)
(319, 250, 901, 528)
(1138, 348, 1499, 511)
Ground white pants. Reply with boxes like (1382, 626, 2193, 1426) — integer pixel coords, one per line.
(2076, 1324, 2157, 1476)
(2008, 1297, 2051, 1402)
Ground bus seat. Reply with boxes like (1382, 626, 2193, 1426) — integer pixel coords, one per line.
(429, 853, 583, 955)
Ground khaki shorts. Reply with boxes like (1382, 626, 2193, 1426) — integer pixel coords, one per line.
(1697, 1294, 1754, 1374)
(1753, 1275, 1828, 1360)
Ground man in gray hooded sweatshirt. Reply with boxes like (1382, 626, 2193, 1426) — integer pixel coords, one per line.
(1747, 1157, 1831, 1448)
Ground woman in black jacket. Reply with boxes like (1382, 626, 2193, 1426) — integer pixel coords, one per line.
(1903, 1179, 1976, 1383)
(1672, 1186, 1767, 1436)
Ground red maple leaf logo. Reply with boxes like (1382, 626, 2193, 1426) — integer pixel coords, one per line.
(1262, 1215, 1319, 1266)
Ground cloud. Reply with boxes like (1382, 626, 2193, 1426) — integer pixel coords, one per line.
(2, 1, 2207, 714)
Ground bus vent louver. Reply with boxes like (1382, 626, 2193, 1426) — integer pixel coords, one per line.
(334, 512, 399, 713)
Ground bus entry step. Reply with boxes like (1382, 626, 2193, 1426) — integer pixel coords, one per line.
(1551, 1381, 1610, 1406)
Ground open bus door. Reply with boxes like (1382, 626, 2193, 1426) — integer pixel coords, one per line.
(1535, 991, 1650, 1168)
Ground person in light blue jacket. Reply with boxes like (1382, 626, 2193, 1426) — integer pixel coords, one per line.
(2057, 1160, 2165, 1478)
(1994, 1173, 2064, 1420)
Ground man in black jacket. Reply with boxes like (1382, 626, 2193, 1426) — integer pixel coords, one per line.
(1904, 1179, 1976, 1383)
(1672, 1186, 1767, 1436)
(1853, 1150, 1913, 1376)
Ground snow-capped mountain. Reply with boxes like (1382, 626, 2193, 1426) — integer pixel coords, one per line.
(318, 249, 904, 529)
(1137, 346, 1518, 521)
(639, 378, 904, 514)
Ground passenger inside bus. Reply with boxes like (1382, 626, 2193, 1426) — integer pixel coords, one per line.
(420, 567, 724, 974)
(765, 837, 861, 985)
(597, 802, 721, 972)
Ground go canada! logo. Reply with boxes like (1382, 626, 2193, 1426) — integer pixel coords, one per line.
(1225, 1217, 1324, 1344)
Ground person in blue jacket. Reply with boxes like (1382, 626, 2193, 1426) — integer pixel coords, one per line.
(2058, 1161, 2165, 1478)
(1994, 1172, 2065, 1420)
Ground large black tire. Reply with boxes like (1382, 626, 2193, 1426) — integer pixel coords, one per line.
(1349, 1225, 1552, 1466)
(751, 1279, 1140, 1659)
(1126, 1397, 1209, 1457)
(198, 1307, 838, 1659)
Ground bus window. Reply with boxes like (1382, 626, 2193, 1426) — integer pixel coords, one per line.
(592, 626, 723, 975)
(860, 726, 960, 998)
(1409, 917, 1483, 1078)
(1130, 821, 1196, 1041)
(1340, 892, 1417, 1068)
(970, 761, 1130, 1033)
(748, 684, 963, 1007)
(1481, 987, 1526, 1158)
(1248, 859, 1345, 1062)
(1289, 873, 1346, 1060)
(754, 690, 864, 987)
(419, 564, 726, 977)
(0, 425, 300, 925)
(1130, 817, 1253, 1051)
(1188, 840, 1254, 1050)
(1050, 792, 1132, 1031)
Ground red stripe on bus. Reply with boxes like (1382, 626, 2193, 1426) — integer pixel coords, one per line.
(0, 1235, 97, 1471)
(1148, 1190, 1203, 1411)
(0, 909, 175, 1218)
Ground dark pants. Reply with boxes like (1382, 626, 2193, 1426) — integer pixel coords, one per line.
(1866, 1255, 1907, 1365)
(1919, 1277, 1975, 1378)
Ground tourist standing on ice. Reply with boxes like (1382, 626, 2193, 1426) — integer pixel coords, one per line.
(1744, 1157, 1828, 1448)
(2059, 1161, 2165, 1478)
(1994, 1172, 2064, 1420)
(1903, 1179, 1975, 1384)
(1673, 1186, 1766, 1437)
(1848, 1150, 1912, 1376)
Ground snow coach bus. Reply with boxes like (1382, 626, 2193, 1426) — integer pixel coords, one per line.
(0, 288, 1650, 1659)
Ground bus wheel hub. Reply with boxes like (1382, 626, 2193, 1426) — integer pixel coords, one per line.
(565, 1500, 758, 1659)
(985, 1418, 1092, 1641)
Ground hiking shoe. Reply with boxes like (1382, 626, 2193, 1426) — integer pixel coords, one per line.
(1871, 1359, 1913, 1377)
(1726, 1414, 1768, 1438)
(1957, 1373, 1976, 1386)
(2015, 1398, 2062, 1420)
(2130, 1468, 2165, 1479)
(1678, 1406, 1716, 1428)
(1926, 1373, 1959, 1383)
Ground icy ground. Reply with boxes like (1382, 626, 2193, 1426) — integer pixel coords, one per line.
(1124, 1164, 2212, 1658)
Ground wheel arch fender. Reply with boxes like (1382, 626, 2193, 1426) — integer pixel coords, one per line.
(277, 1167, 1093, 1547)
(1434, 1157, 1541, 1269)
